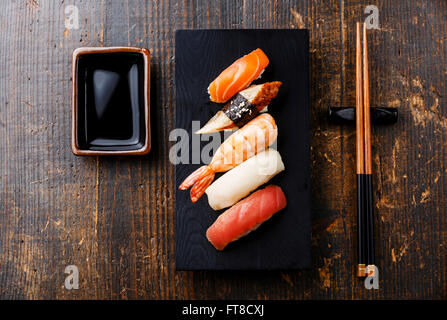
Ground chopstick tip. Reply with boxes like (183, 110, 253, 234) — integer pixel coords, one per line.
(357, 264, 367, 277)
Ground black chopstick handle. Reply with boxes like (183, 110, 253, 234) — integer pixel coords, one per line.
(365, 174, 375, 267)
(358, 173, 375, 277)
(357, 174, 367, 277)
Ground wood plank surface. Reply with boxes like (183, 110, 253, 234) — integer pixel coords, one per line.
(0, 0, 445, 299)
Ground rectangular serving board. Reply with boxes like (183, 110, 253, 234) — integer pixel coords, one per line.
(175, 29, 311, 270)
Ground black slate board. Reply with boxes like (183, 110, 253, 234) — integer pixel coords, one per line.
(174, 29, 311, 270)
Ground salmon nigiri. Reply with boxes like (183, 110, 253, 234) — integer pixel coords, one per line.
(208, 48, 269, 103)
(179, 113, 277, 203)
(206, 185, 287, 250)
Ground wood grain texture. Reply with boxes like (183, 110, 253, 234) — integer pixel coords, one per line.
(0, 0, 445, 299)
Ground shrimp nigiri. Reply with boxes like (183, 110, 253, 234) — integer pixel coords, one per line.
(208, 48, 269, 103)
(179, 113, 277, 203)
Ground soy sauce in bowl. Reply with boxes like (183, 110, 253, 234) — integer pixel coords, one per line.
(72, 47, 150, 155)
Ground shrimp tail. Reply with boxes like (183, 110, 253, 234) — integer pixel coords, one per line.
(190, 173, 215, 203)
(179, 166, 215, 202)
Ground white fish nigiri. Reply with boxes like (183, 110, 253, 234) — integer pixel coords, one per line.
(205, 148, 285, 210)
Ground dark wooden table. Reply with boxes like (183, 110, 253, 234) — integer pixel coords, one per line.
(0, 0, 445, 299)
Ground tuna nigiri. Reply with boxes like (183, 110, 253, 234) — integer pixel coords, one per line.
(197, 81, 282, 134)
(179, 113, 278, 203)
(208, 48, 269, 103)
(206, 185, 287, 250)
(205, 148, 285, 210)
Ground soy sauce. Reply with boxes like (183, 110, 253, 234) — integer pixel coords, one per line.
(76, 52, 145, 151)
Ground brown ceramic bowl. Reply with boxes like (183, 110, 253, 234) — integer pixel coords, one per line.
(72, 47, 151, 155)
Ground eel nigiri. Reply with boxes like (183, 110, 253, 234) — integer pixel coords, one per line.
(197, 81, 282, 134)
(206, 185, 287, 250)
(208, 48, 269, 103)
(205, 148, 285, 210)
(179, 113, 277, 202)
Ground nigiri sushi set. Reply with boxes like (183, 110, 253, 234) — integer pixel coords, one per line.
(179, 49, 286, 250)
(175, 29, 310, 270)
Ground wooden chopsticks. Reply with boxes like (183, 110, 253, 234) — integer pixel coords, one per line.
(356, 22, 376, 277)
